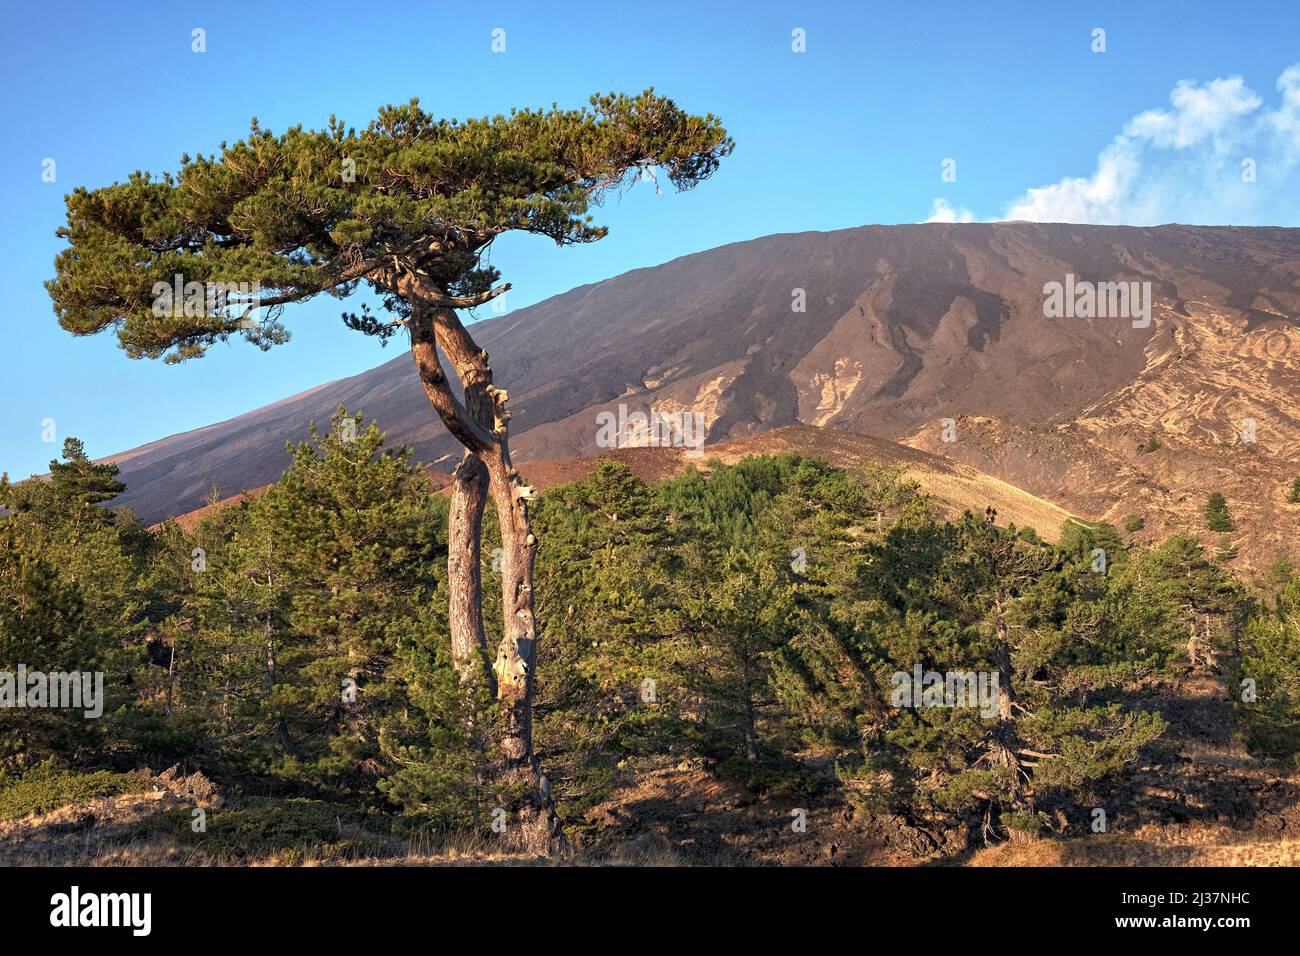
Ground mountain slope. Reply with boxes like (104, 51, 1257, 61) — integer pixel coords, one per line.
(101, 222, 1300, 564)
(169, 425, 1077, 543)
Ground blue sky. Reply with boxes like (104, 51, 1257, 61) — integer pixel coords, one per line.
(2, 0, 1297, 479)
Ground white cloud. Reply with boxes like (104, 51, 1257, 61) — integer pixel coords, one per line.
(1001, 139, 1144, 224)
(928, 64, 1300, 226)
(924, 198, 975, 223)
(1125, 76, 1261, 149)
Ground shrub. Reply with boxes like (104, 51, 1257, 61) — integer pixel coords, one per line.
(1205, 492, 1234, 532)
(0, 761, 145, 820)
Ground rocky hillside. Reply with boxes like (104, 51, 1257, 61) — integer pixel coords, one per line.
(169, 424, 1079, 542)
(100, 223, 1300, 565)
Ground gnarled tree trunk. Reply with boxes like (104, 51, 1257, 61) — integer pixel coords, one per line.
(407, 293, 567, 855)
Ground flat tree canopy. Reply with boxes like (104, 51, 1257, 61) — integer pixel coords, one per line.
(47, 90, 733, 361)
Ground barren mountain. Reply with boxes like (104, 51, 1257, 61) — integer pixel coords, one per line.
(103, 222, 1300, 565)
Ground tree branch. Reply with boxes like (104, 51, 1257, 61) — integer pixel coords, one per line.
(221, 257, 390, 313)
(422, 282, 512, 310)
(406, 303, 498, 453)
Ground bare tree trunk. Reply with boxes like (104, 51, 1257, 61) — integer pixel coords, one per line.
(407, 296, 567, 855)
(448, 451, 492, 689)
(992, 610, 1031, 840)
(481, 445, 566, 854)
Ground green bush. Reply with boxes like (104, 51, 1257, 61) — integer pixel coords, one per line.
(149, 797, 397, 862)
(1000, 810, 1044, 836)
(0, 761, 145, 820)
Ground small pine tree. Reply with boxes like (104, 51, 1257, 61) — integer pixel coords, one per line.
(1141, 436, 1161, 453)
(1, 437, 125, 519)
(1287, 476, 1300, 504)
(1264, 556, 1296, 592)
(47, 438, 126, 508)
(1237, 574, 1300, 759)
(1125, 513, 1146, 533)
(1205, 492, 1234, 532)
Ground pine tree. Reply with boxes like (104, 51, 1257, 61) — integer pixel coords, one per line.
(678, 545, 799, 775)
(176, 411, 479, 806)
(1114, 534, 1245, 669)
(1205, 491, 1234, 532)
(529, 461, 685, 815)
(1236, 571, 1300, 759)
(48, 94, 732, 854)
(839, 511, 1166, 846)
(0, 524, 104, 767)
(0, 438, 147, 749)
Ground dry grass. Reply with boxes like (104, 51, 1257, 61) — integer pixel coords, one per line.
(3, 688, 1296, 869)
(901, 468, 1075, 541)
(967, 833, 1300, 867)
(0, 790, 696, 867)
(5, 783, 1298, 867)
(706, 425, 1079, 541)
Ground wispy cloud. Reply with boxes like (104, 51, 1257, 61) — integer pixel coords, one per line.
(924, 198, 975, 223)
(926, 64, 1300, 225)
